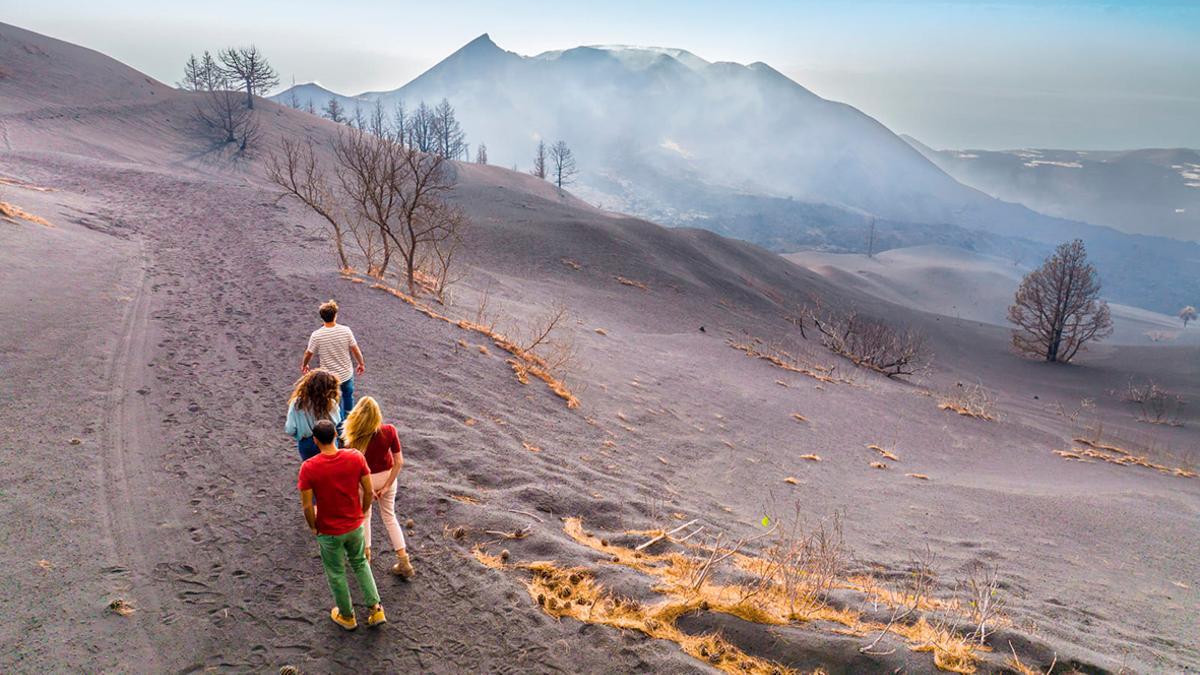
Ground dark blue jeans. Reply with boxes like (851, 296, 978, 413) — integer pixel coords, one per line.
(340, 377, 355, 422)
(297, 436, 319, 461)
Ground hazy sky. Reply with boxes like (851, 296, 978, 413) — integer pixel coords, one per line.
(4, 0, 1198, 149)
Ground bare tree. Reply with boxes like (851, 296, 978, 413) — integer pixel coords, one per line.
(415, 202, 467, 303)
(266, 138, 351, 270)
(1008, 239, 1112, 363)
(549, 140, 577, 189)
(330, 123, 407, 278)
(304, 99, 317, 115)
(284, 79, 301, 109)
(866, 216, 877, 258)
(388, 143, 461, 294)
(218, 45, 279, 109)
(432, 98, 466, 159)
(1180, 305, 1197, 328)
(350, 104, 367, 131)
(179, 51, 222, 91)
(186, 54, 257, 152)
(391, 101, 408, 143)
(178, 53, 206, 91)
(269, 123, 466, 295)
(408, 102, 436, 153)
(530, 140, 547, 179)
(323, 98, 346, 124)
(475, 143, 488, 165)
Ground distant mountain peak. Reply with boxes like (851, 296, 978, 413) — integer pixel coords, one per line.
(448, 33, 506, 61)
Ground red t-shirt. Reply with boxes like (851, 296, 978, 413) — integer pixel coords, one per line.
(297, 449, 370, 536)
(362, 424, 402, 474)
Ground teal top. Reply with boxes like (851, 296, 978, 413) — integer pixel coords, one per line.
(284, 400, 342, 440)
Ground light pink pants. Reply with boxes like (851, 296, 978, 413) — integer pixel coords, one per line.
(364, 470, 406, 552)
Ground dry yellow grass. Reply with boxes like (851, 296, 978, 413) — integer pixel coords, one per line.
(869, 461, 889, 470)
(616, 275, 649, 290)
(362, 279, 580, 408)
(0, 176, 54, 192)
(449, 494, 482, 505)
(561, 258, 583, 270)
(727, 339, 843, 384)
(475, 518, 991, 674)
(906, 473, 930, 480)
(799, 454, 821, 462)
(937, 402, 995, 421)
(866, 444, 899, 462)
(1057, 439, 1197, 478)
(594, 327, 608, 335)
(522, 442, 542, 453)
(0, 201, 53, 227)
(784, 476, 800, 485)
(792, 413, 809, 424)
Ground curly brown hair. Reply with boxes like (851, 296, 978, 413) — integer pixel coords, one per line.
(289, 369, 340, 419)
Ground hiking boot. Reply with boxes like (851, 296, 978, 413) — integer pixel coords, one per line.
(391, 550, 415, 579)
(366, 604, 387, 628)
(364, 546, 372, 563)
(330, 606, 357, 631)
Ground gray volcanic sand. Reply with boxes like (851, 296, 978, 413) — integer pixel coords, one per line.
(2, 21, 1198, 674)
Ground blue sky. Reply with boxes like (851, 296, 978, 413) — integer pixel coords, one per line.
(3, 0, 1198, 149)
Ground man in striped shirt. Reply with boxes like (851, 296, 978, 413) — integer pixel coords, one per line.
(301, 300, 366, 422)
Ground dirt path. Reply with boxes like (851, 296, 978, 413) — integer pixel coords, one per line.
(18, 162, 689, 673)
(96, 243, 167, 668)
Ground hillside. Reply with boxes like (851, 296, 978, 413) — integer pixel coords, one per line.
(905, 136, 1200, 244)
(785, 246, 1200, 347)
(3, 21, 1199, 674)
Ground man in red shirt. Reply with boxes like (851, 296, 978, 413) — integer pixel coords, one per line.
(298, 420, 386, 630)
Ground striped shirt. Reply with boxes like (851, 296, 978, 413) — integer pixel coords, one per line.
(306, 324, 357, 383)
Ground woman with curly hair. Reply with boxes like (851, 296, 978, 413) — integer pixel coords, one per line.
(285, 368, 343, 461)
(341, 395, 414, 579)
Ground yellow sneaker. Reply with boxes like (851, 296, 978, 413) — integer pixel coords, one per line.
(366, 604, 387, 628)
(330, 606, 357, 631)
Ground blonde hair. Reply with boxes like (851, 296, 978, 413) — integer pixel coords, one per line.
(342, 395, 382, 451)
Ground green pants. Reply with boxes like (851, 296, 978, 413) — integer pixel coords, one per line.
(317, 524, 380, 618)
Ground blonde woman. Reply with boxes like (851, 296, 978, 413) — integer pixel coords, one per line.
(341, 396, 414, 579)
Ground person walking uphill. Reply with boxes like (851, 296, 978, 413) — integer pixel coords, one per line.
(298, 420, 386, 631)
(342, 396, 415, 579)
(285, 369, 343, 461)
(301, 300, 365, 423)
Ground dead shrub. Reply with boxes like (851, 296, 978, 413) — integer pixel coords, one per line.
(512, 300, 578, 385)
(1122, 379, 1186, 426)
(806, 303, 930, 378)
(740, 508, 847, 620)
(957, 561, 1004, 644)
(938, 381, 996, 421)
(860, 546, 937, 655)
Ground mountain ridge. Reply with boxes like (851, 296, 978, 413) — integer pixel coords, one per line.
(269, 33, 1200, 314)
